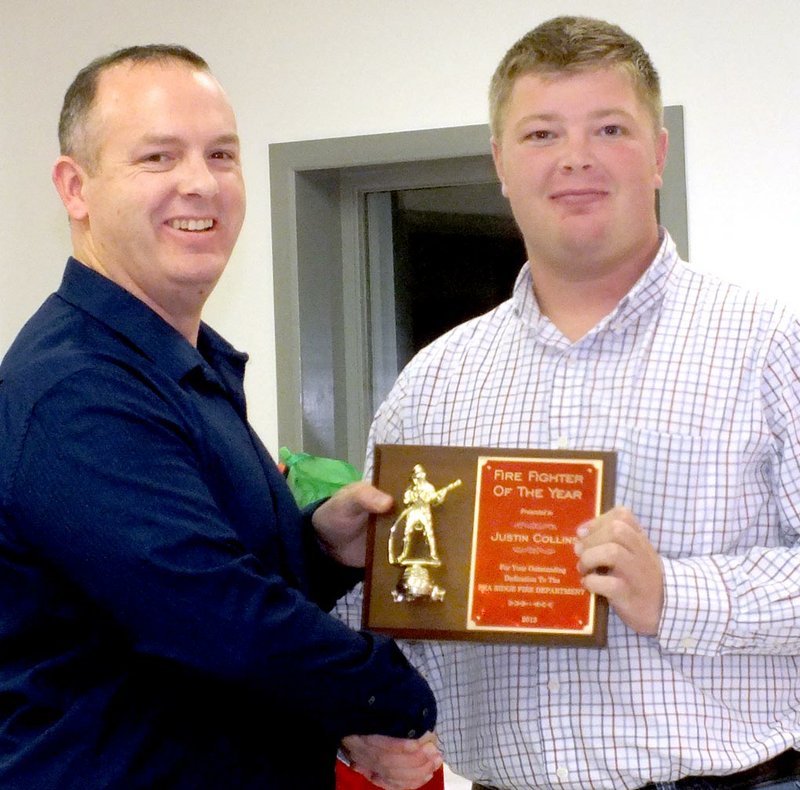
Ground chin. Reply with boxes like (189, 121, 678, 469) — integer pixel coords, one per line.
(171, 257, 228, 286)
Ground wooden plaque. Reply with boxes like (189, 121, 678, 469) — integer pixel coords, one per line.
(362, 444, 615, 647)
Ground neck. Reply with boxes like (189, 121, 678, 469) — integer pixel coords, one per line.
(120, 286, 204, 347)
(72, 252, 205, 347)
(529, 235, 661, 342)
(532, 274, 630, 342)
(155, 307, 203, 347)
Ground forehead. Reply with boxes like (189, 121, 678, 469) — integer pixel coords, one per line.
(507, 66, 643, 115)
(89, 61, 237, 143)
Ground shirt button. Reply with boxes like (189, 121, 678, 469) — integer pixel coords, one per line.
(556, 436, 569, 449)
(556, 767, 569, 781)
(547, 679, 560, 692)
(680, 636, 698, 650)
(407, 729, 417, 738)
(422, 708, 429, 717)
(368, 696, 376, 705)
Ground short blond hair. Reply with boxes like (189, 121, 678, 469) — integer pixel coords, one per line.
(489, 16, 662, 138)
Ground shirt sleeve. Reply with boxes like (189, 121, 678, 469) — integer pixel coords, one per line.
(5, 365, 436, 740)
(300, 500, 366, 612)
(658, 317, 800, 656)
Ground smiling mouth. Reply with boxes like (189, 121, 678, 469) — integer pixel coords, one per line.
(550, 189, 607, 201)
(168, 218, 215, 232)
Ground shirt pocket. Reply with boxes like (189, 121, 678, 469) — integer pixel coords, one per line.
(617, 425, 768, 557)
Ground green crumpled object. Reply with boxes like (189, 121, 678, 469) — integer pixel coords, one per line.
(279, 447, 361, 508)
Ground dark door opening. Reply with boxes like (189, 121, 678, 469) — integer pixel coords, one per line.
(392, 197, 525, 363)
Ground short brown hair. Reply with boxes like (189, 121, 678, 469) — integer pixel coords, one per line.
(58, 44, 210, 170)
(489, 16, 662, 138)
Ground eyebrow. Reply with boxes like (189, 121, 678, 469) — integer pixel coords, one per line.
(516, 107, 635, 125)
(519, 107, 633, 123)
(587, 108, 636, 121)
(138, 133, 241, 147)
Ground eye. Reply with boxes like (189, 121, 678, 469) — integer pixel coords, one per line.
(600, 124, 624, 137)
(209, 149, 239, 165)
(137, 151, 175, 170)
(524, 129, 556, 143)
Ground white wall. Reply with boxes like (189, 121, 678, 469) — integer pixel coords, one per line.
(2, 0, 799, 453)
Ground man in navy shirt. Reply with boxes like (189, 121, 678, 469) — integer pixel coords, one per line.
(0, 45, 439, 789)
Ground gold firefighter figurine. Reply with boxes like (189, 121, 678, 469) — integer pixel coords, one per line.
(388, 464, 461, 602)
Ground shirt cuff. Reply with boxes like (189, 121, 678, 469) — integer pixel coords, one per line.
(658, 555, 730, 655)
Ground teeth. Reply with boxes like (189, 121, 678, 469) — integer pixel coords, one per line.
(169, 218, 214, 231)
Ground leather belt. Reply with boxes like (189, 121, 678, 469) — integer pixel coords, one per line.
(639, 748, 800, 789)
(472, 749, 800, 790)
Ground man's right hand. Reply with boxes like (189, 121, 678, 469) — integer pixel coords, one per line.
(341, 731, 442, 790)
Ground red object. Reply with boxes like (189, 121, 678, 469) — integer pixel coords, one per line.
(336, 759, 444, 789)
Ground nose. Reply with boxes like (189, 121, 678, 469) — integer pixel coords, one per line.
(178, 153, 219, 198)
(559, 134, 593, 172)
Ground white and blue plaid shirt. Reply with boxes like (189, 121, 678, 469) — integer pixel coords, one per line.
(337, 231, 800, 789)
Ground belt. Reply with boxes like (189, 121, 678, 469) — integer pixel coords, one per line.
(472, 749, 800, 790)
(639, 749, 800, 789)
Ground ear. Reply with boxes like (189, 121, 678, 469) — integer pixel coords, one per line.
(52, 156, 91, 221)
(654, 127, 669, 190)
(491, 137, 508, 198)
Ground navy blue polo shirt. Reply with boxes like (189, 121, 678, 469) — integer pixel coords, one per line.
(0, 258, 435, 789)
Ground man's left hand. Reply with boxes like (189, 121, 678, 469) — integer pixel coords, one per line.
(312, 482, 393, 567)
(574, 506, 664, 635)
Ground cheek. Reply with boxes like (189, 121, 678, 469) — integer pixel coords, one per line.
(609, 149, 661, 190)
(221, 174, 246, 208)
(504, 158, 549, 198)
(229, 181, 247, 212)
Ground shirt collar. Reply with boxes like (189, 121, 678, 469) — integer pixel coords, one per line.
(56, 257, 249, 394)
(513, 229, 680, 344)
